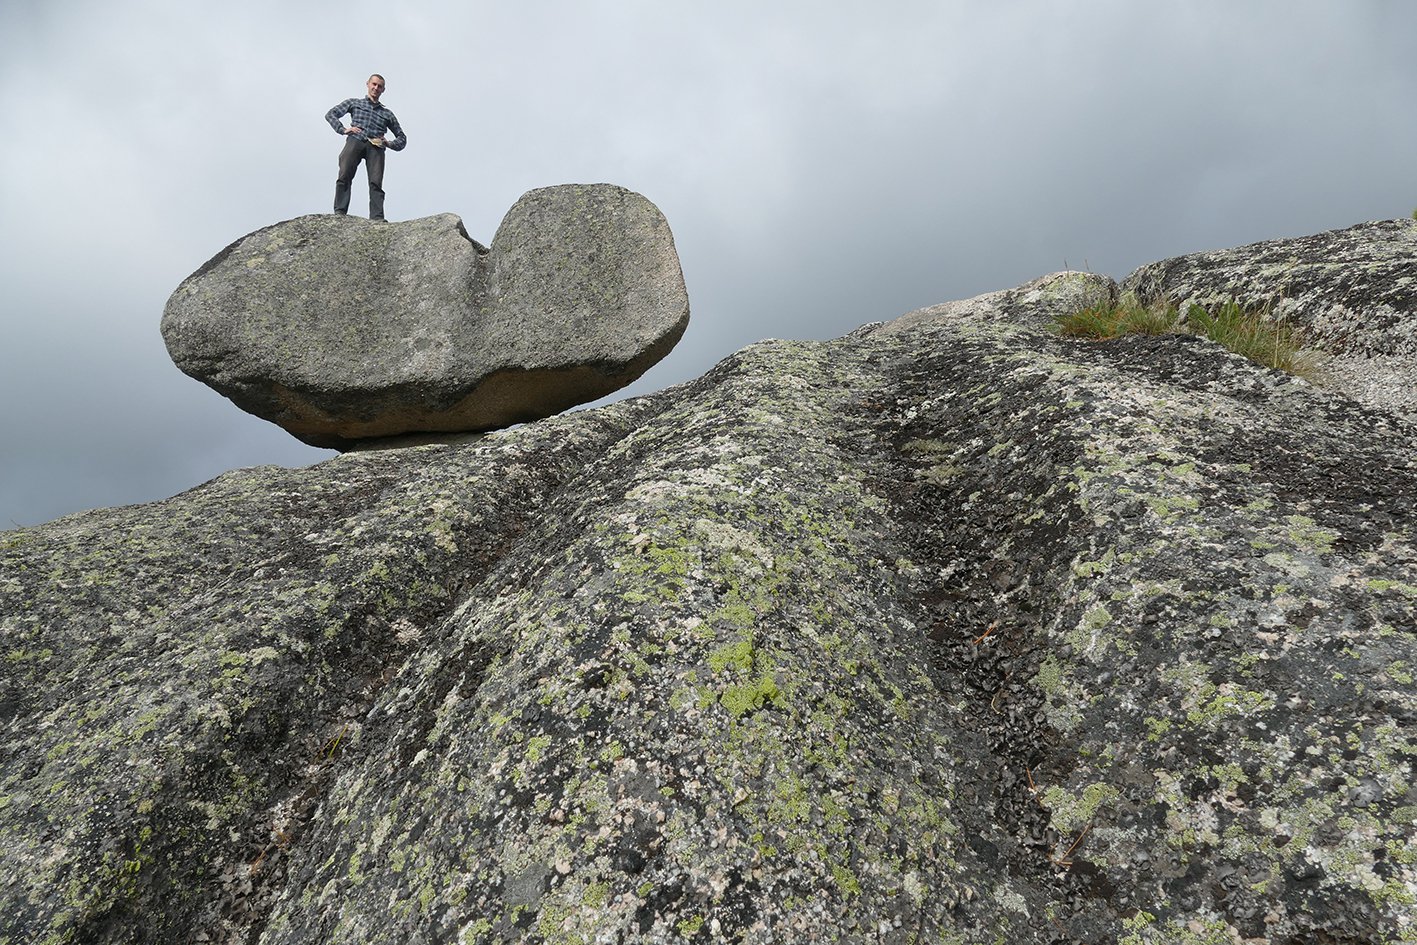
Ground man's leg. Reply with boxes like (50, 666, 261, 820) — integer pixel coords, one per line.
(333, 138, 364, 215)
(366, 146, 387, 220)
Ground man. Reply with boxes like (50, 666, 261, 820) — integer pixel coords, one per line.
(325, 74, 407, 221)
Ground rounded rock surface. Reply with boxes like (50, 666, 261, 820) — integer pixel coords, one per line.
(1122, 218, 1417, 417)
(161, 184, 689, 448)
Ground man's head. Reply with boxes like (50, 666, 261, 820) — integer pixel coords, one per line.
(366, 74, 386, 102)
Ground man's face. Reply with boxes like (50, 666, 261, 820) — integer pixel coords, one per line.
(367, 76, 385, 101)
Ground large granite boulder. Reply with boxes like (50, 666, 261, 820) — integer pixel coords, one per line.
(161, 184, 689, 448)
(5, 223, 1416, 943)
(1123, 219, 1417, 416)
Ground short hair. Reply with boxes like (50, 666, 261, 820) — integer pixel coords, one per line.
(369, 74, 385, 84)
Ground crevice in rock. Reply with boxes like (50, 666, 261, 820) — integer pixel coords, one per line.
(864, 336, 1119, 938)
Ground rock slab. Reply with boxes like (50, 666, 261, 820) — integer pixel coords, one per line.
(161, 184, 689, 448)
(1123, 219, 1417, 416)
(6, 222, 1416, 943)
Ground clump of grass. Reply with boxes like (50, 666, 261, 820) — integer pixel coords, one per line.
(1181, 301, 1314, 374)
(1053, 292, 1320, 378)
(1054, 293, 1179, 338)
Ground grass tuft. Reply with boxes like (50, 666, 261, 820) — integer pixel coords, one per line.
(1181, 301, 1317, 375)
(1053, 292, 1320, 379)
(1055, 293, 1178, 338)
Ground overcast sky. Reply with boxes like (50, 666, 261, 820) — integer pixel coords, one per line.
(2, 1, 1414, 529)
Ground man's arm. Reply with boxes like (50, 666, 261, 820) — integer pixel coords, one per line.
(324, 99, 357, 135)
(383, 112, 407, 151)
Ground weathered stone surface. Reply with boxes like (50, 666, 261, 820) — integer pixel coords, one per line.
(878, 269, 1117, 335)
(161, 184, 689, 448)
(1123, 219, 1417, 417)
(6, 232, 1417, 943)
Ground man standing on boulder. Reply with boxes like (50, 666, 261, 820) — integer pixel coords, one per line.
(325, 74, 407, 221)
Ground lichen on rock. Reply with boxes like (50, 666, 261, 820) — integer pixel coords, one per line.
(4, 220, 1416, 943)
(1123, 218, 1417, 418)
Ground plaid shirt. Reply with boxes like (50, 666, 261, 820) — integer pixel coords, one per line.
(325, 96, 407, 151)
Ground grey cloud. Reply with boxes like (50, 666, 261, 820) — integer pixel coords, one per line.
(3, 0, 1415, 528)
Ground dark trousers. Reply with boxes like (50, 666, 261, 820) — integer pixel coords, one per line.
(333, 137, 387, 220)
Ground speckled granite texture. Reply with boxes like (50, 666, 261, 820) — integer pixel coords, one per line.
(161, 184, 689, 448)
(1124, 219, 1417, 419)
(3, 227, 1415, 944)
